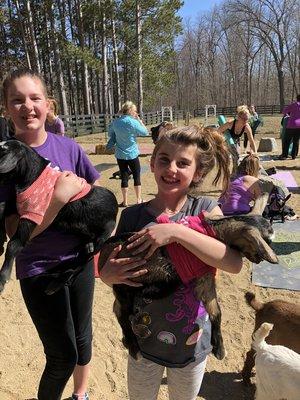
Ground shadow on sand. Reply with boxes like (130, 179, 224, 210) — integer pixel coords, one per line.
(161, 370, 255, 400)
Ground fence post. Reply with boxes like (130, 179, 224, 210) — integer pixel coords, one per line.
(74, 114, 79, 138)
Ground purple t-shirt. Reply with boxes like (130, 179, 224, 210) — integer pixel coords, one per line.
(45, 117, 65, 135)
(0, 133, 100, 279)
(283, 102, 300, 129)
(219, 175, 254, 215)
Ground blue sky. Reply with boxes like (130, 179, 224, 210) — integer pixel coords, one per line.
(178, 0, 223, 20)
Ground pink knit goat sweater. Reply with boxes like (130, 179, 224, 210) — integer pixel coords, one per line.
(17, 166, 91, 225)
(156, 212, 216, 284)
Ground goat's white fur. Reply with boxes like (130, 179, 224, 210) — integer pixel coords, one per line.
(252, 322, 300, 400)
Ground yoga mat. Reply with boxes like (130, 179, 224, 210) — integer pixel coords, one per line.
(258, 154, 276, 162)
(139, 143, 154, 156)
(270, 171, 298, 189)
(252, 220, 300, 291)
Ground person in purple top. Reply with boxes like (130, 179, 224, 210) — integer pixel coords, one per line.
(45, 97, 65, 135)
(280, 94, 300, 159)
(1, 68, 101, 400)
(219, 154, 262, 215)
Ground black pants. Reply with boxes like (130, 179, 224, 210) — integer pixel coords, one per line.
(20, 260, 94, 400)
(117, 157, 141, 188)
(282, 128, 300, 159)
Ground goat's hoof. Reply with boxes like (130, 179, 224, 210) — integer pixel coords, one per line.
(241, 371, 255, 387)
(0, 276, 7, 293)
(242, 377, 254, 387)
(212, 344, 226, 360)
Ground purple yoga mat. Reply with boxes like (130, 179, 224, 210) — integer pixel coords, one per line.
(271, 171, 298, 189)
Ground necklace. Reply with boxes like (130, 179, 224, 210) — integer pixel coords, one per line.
(148, 198, 187, 216)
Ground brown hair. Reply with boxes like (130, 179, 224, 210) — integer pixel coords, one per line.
(2, 68, 48, 106)
(48, 97, 58, 116)
(152, 125, 231, 193)
(237, 154, 260, 177)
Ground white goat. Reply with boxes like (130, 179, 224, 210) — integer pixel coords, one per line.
(252, 322, 300, 400)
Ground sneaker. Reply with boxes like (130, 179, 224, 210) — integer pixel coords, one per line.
(71, 393, 89, 400)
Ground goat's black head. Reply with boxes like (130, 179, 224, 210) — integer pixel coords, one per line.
(0, 140, 42, 186)
(0, 140, 26, 182)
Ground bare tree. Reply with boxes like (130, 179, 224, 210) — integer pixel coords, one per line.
(47, 1, 69, 115)
(110, 0, 121, 112)
(226, 0, 299, 109)
(136, 1, 143, 115)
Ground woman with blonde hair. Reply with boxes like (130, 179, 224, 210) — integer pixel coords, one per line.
(106, 101, 148, 206)
(218, 105, 257, 174)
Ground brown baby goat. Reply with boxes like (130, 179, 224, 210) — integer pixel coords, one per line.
(99, 215, 278, 361)
(242, 292, 300, 385)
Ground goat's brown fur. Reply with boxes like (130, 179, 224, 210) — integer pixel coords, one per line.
(242, 292, 300, 385)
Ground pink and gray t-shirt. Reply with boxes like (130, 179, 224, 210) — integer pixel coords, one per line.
(116, 196, 217, 367)
(0, 133, 100, 279)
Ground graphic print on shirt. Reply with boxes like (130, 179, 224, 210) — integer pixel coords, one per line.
(157, 331, 177, 345)
(130, 310, 152, 338)
(165, 285, 207, 335)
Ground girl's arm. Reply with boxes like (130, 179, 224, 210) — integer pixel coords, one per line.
(217, 121, 233, 134)
(242, 175, 261, 199)
(127, 206, 243, 274)
(106, 124, 116, 149)
(30, 171, 84, 239)
(245, 125, 257, 153)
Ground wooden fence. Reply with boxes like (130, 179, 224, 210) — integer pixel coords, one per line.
(193, 104, 285, 117)
(61, 105, 283, 137)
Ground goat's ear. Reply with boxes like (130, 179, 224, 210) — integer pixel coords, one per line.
(0, 153, 20, 173)
(233, 227, 278, 264)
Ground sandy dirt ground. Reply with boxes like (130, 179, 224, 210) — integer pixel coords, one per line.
(0, 127, 299, 400)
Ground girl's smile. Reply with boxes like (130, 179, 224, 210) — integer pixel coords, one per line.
(151, 142, 200, 194)
(5, 76, 49, 136)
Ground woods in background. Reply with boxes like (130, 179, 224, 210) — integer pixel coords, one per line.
(0, 0, 299, 115)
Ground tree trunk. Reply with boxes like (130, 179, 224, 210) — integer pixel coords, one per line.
(111, 4, 121, 112)
(100, 1, 109, 115)
(48, 2, 69, 115)
(14, 0, 32, 69)
(76, 0, 90, 114)
(136, 1, 143, 115)
(25, 0, 40, 72)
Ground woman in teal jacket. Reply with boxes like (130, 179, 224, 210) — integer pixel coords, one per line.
(107, 101, 148, 206)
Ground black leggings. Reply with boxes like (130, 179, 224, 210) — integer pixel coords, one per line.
(282, 128, 300, 158)
(20, 260, 94, 400)
(117, 157, 141, 188)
